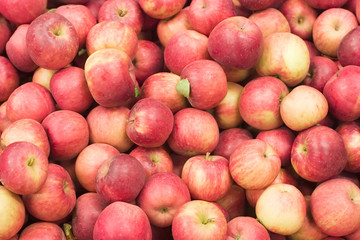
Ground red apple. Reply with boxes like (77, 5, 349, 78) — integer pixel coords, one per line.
(0, 56, 19, 103)
(304, 39, 320, 58)
(0, 101, 11, 133)
(337, 26, 360, 67)
(138, 0, 187, 19)
(239, 0, 273, 11)
(18, 222, 66, 240)
(0, 16, 11, 55)
(305, 0, 348, 9)
(226, 216, 270, 240)
(0, 0, 47, 24)
(85, 0, 106, 20)
(346, 224, 360, 240)
(216, 184, 246, 220)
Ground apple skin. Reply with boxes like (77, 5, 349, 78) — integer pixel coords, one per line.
(6, 82, 56, 123)
(0, 101, 11, 133)
(85, 0, 106, 20)
(18, 222, 66, 240)
(239, 0, 273, 11)
(32, 67, 58, 91)
(178, 59, 228, 110)
(137, 172, 191, 227)
(55, 4, 97, 48)
(93, 201, 152, 240)
(1, 118, 50, 156)
(42, 110, 89, 162)
(5, 24, 37, 73)
(95, 154, 146, 203)
(167, 108, 220, 157)
(72, 192, 109, 240)
(126, 98, 174, 148)
(280, 85, 328, 131)
(208, 16, 263, 70)
(50, 66, 94, 113)
(304, 40, 320, 58)
(98, 0, 144, 34)
(256, 183, 307, 235)
(0, 186, 25, 240)
(305, 0, 348, 9)
(75, 143, 120, 192)
(312, 8, 357, 57)
(138, 0, 187, 20)
(216, 184, 246, 220)
(0, 16, 11, 55)
(239, 76, 289, 131)
(323, 65, 360, 122)
(226, 216, 270, 240)
(337, 26, 360, 67)
(229, 139, 281, 190)
(26, 12, 79, 70)
(172, 200, 228, 240)
(0, 56, 19, 103)
(347, 225, 360, 240)
(0, 0, 47, 24)
(291, 125, 348, 182)
(22, 163, 76, 222)
(310, 178, 360, 236)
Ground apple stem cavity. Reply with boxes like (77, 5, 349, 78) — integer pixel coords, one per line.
(63, 223, 76, 240)
(176, 79, 190, 98)
(27, 157, 35, 167)
(235, 235, 242, 240)
(62, 180, 68, 191)
(202, 217, 216, 225)
(160, 207, 168, 213)
(78, 48, 87, 56)
(117, 9, 128, 18)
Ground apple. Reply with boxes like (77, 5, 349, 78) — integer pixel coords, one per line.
(22, 163, 76, 222)
(229, 139, 281, 190)
(59, 0, 90, 3)
(291, 125, 348, 182)
(171, 153, 188, 177)
(0, 16, 11, 55)
(280, 85, 328, 131)
(310, 178, 360, 236)
(337, 26, 360, 67)
(172, 200, 228, 240)
(0, 101, 11, 133)
(126, 98, 174, 148)
(312, 8, 357, 57)
(347, 225, 360, 240)
(304, 39, 320, 58)
(32, 67, 58, 91)
(216, 184, 246, 220)
(167, 108, 220, 157)
(6, 82, 55, 123)
(239, 76, 289, 130)
(19, 222, 66, 239)
(221, 65, 251, 83)
(332, 171, 360, 187)
(85, 0, 106, 20)
(138, 0, 187, 19)
(239, 0, 273, 11)
(42, 110, 89, 162)
(226, 216, 270, 240)
(0, 0, 47, 24)
(0, 56, 19, 103)
(208, 16, 264, 70)
(75, 143, 120, 192)
(344, 0, 357, 12)
(255, 32, 310, 87)
(305, 0, 348, 9)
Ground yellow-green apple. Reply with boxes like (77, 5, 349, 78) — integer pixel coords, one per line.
(84, 48, 138, 107)
(1, 118, 50, 156)
(337, 26, 360, 67)
(336, 121, 360, 173)
(138, 0, 187, 19)
(129, 146, 173, 179)
(323, 65, 360, 121)
(95, 154, 146, 203)
(133, 40, 164, 85)
(32, 67, 58, 91)
(256, 32, 310, 87)
(137, 172, 191, 227)
(256, 127, 295, 167)
(164, 29, 210, 75)
(98, 0, 144, 34)
(213, 127, 252, 160)
(216, 184, 246, 220)
(55, 4, 97, 48)
(226, 216, 270, 240)
(75, 143, 120, 192)
(310, 178, 360, 236)
(256, 183, 306, 235)
(0, 141, 48, 195)
(302, 56, 338, 92)
(279, 0, 318, 40)
(0, 0, 46, 24)
(42, 110, 89, 161)
(86, 105, 134, 152)
(187, 0, 236, 36)
(239, 0, 273, 11)
(156, 6, 193, 47)
(0, 56, 19, 102)
(18, 222, 66, 240)
(139, 72, 188, 113)
(0, 185, 25, 239)
(208, 16, 263, 70)
(249, 8, 290, 39)
(167, 108, 220, 157)
(305, 0, 348, 9)
(312, 8, 357, 57)
(126, 98, 174, 148)
(172, 200, 228, 240)
(6, 82, 55, 123)
(0, 101, 11, 133)
(72, 192, 108, 240)
(280, 85, 328, 131)
(50, 66, 94, 113)
(239, 76, 289, 130)
(229, 139, 281, 190)
(0, 16, 10, 54)
(291, 125, 348, 182)
(214, 82, 244, 129)
(177, 59, 227, 110)
(86, 21, 138, 58)
(5, 24, 37, 72)
(22, 163, 76, 222)
(181, 153, 232, 201)
(26, 12, 79, 70)
(93, 201, 152, 240)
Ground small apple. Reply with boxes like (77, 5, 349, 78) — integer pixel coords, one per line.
(18, 222, 66, 240)
(0, 56, 19, 102)
(337, 26, 360, 67)
(0, 0, 47, 24)
(138, 0, 187, 19)
(226, 216, 270, 240)
(216, 184, 246, 220)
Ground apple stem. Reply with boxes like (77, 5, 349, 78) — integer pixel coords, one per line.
(63, 223, 76, 240)
(176, 79, 190, 98)
(27, 157, 35, 167)
(202, 217, 215, 225)
(134, 86, 140, 98)
(78, 48, 87, 56)
(205, 152, 211, 161)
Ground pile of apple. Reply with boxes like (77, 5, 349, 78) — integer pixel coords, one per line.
(1, 0, 360, 239)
